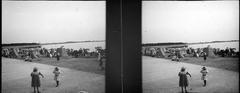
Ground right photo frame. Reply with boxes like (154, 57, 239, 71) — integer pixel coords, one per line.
(142, 1, 239, 93)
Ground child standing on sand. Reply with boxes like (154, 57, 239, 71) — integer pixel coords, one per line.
(178, 67, 192, 93)
(200, 66, 208, 87)
(31, 67, 44, 93)
(53, 67, 60, 87)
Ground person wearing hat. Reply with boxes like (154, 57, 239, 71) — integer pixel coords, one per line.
(31, 67, 44, 93)
(200, 66, 208, 87)
(178, 67, 192, 93)
(53, 67, 61, 87)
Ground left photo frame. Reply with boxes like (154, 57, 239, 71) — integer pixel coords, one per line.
(2, 1, 106, 93)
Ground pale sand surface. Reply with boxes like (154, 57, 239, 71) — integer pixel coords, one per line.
(2, 57, 104, 93)
(143, 56, 239, 93)
(2, 56, 238, 93)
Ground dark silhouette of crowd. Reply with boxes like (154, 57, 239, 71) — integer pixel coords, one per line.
(2, 47, 105, 60)
(186, 47, 239, 57)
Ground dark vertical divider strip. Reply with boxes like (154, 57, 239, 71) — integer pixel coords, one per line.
(106, 0, 122, 93)
(122, 0, 142, 93)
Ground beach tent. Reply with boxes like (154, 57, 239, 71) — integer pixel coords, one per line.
(12, 48, 20, 58)
(144, 47, 149, 56)
(203, 45, 215, 57)
(143, 47, 156, 56)
(180, 49, 186, 58)
(145, 47, 151, 56)
(149, 48, 157, 57)
(162, 48, 166, 53)
(156, 48, 166, 58)
(178, 51, 185, 58)
(2, 48, 10, 57)
(175, 49, 184, 58)
(30, 51, 38, 59)
(57, 47, 68, 57)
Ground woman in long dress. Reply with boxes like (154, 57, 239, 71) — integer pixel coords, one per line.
(31, 67, 44, 93)
(178, 67, 191, 93)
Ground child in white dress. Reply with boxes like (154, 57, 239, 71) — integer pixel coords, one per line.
(200, 66, 208, 87)
(53, 67, 60, 87)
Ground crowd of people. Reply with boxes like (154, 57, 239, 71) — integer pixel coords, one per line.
(169, 46, 239, 62)
(2, 47, 106, 71)
(65, 48, 99, 58)
(165, 48, 186, 61)
(142, 46, 239, 62)
(186, 47, 239, 58)
(39, 48, 98, 58)
(2, 47, 106, 70)
(2, 47, 105, 59)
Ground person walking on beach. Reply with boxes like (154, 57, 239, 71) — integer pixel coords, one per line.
(31, 67, 44, 93)
(203, 52, 207, 62)
(178, 67, 192, 93)
(200, 66, 208, 87)
(99, 57, 104, 70)
(53, 67, 61, 87)
(56, 52, 60, 61)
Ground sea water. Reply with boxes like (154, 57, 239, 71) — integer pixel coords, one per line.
(41, 42, 238, 52)
(188, 42, 239, 51)
(42, 42, 105, 52)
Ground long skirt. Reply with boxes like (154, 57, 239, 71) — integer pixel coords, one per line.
(31, 78, 40, 87)
(179, 78, 189, 87)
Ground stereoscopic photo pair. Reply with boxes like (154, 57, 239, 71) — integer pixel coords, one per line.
(2, 0, 239, 93)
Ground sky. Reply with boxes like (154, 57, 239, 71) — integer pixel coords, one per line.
(142, 1, 239, 44)
(2, 1, 105, 44)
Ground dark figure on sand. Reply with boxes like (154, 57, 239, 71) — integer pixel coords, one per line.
(203, 52, 207, 62)
(31, 67, 44, 93)
(178, 67, 192, 93)
(99, 57, 104, 70)
(56, 52, 60, 61)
